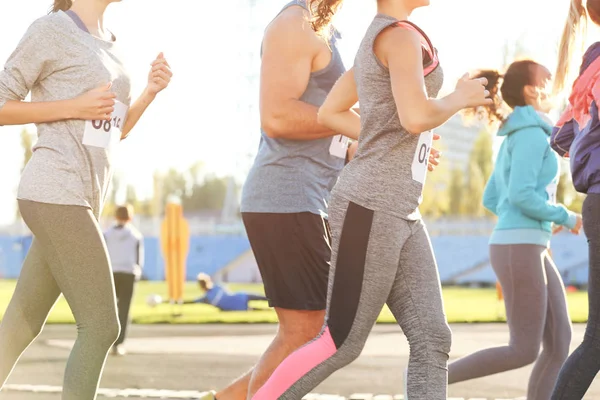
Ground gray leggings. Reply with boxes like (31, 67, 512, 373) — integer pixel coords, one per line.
(449, 244, 572, 400)
(0, 200, 120, 400)
(252, 197, 452, 400)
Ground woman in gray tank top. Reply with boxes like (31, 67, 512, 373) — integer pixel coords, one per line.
(0, 1, 171, 398)
(252, 1, 491, 399)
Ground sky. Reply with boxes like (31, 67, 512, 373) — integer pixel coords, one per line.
(0, 0, 583, 224)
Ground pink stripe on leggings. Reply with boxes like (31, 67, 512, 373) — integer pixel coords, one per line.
(252, 326, 338, 400)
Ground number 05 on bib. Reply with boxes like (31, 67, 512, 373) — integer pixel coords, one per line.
(82, 100, 129, 149)
(411, 130, 433, 185)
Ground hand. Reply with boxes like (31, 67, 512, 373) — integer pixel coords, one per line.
(428, 148, 441, 171)
(552, 225, 563, 234)
(428, 133, 441, 171)
(455, 72, 493, 108)
(570, 214, 583, 235)
(347, 141, 358, 162)
(146, 52, 173, 97)
(70, 83, 116, 121)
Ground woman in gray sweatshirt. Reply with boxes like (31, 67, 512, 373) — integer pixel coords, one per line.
(0, 1, 171, 398)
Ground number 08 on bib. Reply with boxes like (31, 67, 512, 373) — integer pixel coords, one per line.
(82, 100, 129, 149)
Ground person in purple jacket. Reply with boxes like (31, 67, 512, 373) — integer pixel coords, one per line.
(550, 0, 600, 398)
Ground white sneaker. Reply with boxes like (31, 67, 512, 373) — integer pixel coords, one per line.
(112, 345, 127, 356)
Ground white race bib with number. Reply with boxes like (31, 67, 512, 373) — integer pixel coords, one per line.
(82, 100, 128, 149)
(329, 134, 349, 159)
(411, 130, 433, 184)
(546, 182, 558, 204)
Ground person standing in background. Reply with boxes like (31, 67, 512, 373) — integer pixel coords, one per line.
(105, 205, 144, 357)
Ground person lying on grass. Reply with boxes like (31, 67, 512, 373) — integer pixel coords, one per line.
(148, 274, 270, 312)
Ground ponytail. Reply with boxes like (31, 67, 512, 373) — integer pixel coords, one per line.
(554, 0, 587, 94)
(308, 0, 344, 38)
(464, 70, 505, 125)
(50, 0, 72, 13)
(465, 60, 545, 125)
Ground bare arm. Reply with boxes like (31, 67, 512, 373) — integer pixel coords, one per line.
(379, 27, 490, 135)
(121, 90, 154, 139)
(0, 19, 115, 126)
(317, 68, 360, 140)
(122, 53, 172, 139)
(0, 84, 117, 127)
(0, 100, 75, 125)
(260, 7, 336, 140)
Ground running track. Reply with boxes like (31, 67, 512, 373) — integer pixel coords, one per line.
(1, 324, 598, 399)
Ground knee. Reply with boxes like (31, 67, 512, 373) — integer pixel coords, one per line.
(336, 341, 364, 365)
(432, 323, 453, 356)
(278, 313, 325, 346)
(513, 342, 541, 367)
(554, 326, 573, 360)
(428, 322, 452, 355)
(278, 322, 323, 350)
(103, 316, 121, 345)
(82, 313, 121, 348)
(408, 322, 452, 362)
(26, 321, 44, 343)
(2, 308, 44, 347)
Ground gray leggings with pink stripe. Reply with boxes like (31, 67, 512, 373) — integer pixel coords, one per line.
(252, 196, 452, 400)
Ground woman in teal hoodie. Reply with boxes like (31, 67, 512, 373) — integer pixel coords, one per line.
(448, 60, 582, 400)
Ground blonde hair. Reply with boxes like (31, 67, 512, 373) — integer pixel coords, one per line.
(196, 273, 213, 290)
(554, 0, 587, 94)
(308, 0, 344, 39)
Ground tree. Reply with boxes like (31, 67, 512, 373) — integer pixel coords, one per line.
(464, 159, 486, 217)
(569, 193, 585, 214)
(471, 128, 494, 183)
(454, 129, 495, 217)
(448, 168, 465, 216)
(159, 168, 188, 206)
(420, 143, 450, 218)
(556, 170, 570, 206)
(102, 174, 123, 218)
(152, 164, 235, 215)
(183, 175, 231, 211)
(126, 184, 138, 206)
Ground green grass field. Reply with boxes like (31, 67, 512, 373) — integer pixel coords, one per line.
(0, 280, 589, 324)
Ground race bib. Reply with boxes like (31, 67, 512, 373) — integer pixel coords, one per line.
(411, 130, 433, 184)
(546, 182, 558, 204)
(329, 134, 349, 159)
(82, 100, 128, 149)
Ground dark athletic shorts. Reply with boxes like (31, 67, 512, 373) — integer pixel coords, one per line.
(241, 212, 331, 311)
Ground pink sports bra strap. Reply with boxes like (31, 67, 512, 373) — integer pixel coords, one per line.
(393, 21, 439, 76)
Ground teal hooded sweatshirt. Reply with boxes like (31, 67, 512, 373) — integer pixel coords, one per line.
(483, 106, 578, 246)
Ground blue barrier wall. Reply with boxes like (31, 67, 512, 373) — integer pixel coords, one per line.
(0, 235, 251, 282)
(0, 233, 590, 284)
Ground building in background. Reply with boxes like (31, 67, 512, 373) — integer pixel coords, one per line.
(436, 115, 485, 173)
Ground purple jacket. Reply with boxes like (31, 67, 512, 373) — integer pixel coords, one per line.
(552, 42, 600, 194)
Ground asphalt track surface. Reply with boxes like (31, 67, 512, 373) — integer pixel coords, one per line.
(1, 324, 599, 399)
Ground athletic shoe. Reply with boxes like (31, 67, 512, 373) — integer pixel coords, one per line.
(196, 391, 216, 400)
(112, 345, 127, 356)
